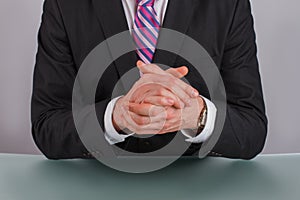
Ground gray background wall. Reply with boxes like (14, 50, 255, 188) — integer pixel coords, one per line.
(0, 0, 299, 155)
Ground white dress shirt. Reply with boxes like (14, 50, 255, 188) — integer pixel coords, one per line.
(104, 0, 217, 145)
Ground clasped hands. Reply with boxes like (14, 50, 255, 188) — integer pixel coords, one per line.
(112, 61, 205, 135)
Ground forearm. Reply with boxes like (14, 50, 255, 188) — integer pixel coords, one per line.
(31, 97, 112, 159)
(210, 104, 267, 159)
(32, 110, 88, 159)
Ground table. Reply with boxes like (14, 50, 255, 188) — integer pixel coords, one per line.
(0, 153, 299, 200)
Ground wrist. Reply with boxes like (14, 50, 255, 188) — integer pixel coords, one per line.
(112, 97, 125, 132)
(182, 96, 205, 130)
(112, 115, 121, 132)
(194, 97, 207, 134)
(192, 96, 205, 128)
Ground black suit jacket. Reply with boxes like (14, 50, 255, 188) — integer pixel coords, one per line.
(31, 0, 267, 159)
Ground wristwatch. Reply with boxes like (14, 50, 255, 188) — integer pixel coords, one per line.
(196, 103, 207, 135)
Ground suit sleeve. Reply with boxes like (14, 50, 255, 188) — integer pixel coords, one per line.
(209, 0, 268, 159)
(31, 0, 110, 159)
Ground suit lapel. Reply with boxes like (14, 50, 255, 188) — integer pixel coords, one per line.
(153, 0, 196, 67)
(92, 0, 138, 77)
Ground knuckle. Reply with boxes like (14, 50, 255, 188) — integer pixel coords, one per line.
(158, 88, 165, 95)
(159, 97, 166, 104)
(136, 117, 145, 125)
(146, 73, 155, 80)
(166, 76, 174, 84)
(164, 123, 171, 129)
(143, 96, 150, 102)
(140, 118, 148, 125)
(169, 85, 176, 92)
(135, 117, 142, 124)
(141, 74, 151, 81)
(184, 85, 192, 93)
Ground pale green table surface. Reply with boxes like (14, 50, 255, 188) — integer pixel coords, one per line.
(0, 153, 299, 200)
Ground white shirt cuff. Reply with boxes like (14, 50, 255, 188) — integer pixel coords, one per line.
(181, 96, 217, 143)
(104, 96, 134, 145)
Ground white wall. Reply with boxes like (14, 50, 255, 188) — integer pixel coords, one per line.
(0, 0, 43, 154)
(0, 0, 299, 154)
(252, 0, 300, 153)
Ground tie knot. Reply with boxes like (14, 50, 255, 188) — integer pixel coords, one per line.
(137, 0, 155, 7)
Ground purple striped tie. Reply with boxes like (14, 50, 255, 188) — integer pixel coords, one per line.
(133, 0, 160, 64)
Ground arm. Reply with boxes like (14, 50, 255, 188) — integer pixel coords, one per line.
(209, 0, 268, 159)
(31, 0, 110, 159)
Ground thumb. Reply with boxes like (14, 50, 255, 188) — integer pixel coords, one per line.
(136, 60, 165, 75)
(137, 60, 146, 67)
(137, 60, 188, 78)
(166, 66, 189, 78)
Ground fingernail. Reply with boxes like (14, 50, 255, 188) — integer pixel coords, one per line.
(192, 89, 199, 97)
(137, 60, 145, 67)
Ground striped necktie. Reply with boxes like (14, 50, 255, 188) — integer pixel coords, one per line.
(133, 0, 160, 64)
